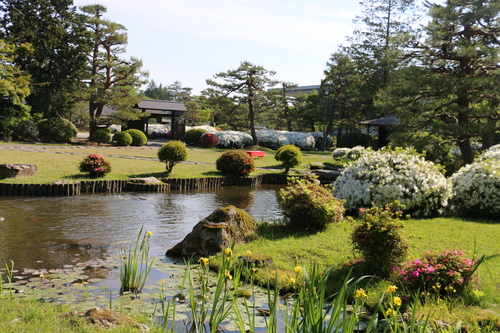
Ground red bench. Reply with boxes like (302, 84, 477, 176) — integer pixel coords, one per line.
(246, 151, 265, 158)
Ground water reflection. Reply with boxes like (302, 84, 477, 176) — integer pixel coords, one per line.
(0, 185, 283, 271)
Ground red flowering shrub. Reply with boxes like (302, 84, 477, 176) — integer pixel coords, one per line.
(78, 154, 112, 178)
(279, 178, 345, 232)
(199, 132, 219, 148)
(216, 150, 255, 176)
(394, 250, 483, 299)
(350, 202, 409, 277)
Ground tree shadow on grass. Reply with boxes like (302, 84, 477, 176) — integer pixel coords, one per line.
(127, 171, 168, 179)
(257, 222, 322, 241)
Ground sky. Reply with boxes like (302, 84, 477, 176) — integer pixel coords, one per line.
(72, 0, 363, 95)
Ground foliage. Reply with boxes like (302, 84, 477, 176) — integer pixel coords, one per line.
(204, 61, 280, 145)
(256, 130, 316, 150)
(184, 128, 207, 144)
(279, 178, 345, 232)
(90, 128, 112, 145)
(78, 153, 112, 178)
(216, 150, 255, 176)
(478, 144, 500, 161)
(350, 202, 409, 277)
(332, 146, 370, 167)
(310, 132, 334, 150)
(394, 250, 483, 300)
(143, 79, 192, 101)
(450, 158, 500, 218)
(146, 124, 170, 138)
(13, 119, 39, 142)
(113, 131, 133, 146)
(81, 5, 148, 132)
(0, 1, 90, 119)
(213, 131, 253, 149)
(337, 131, 372, 148)
(389, 131, 463, 177)
(120, 227, 154, 294)
(0, 39, 32, 141)
(275, 144, 303, 173)
(37, 117, 77, 143)
(126, 129, 148, 146)
(157, 140, 188, 176)
(199, 132, 219, 148)
(333, 148, 451, 217)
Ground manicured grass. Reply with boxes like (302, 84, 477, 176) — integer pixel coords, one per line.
(0, 143, 330, 183)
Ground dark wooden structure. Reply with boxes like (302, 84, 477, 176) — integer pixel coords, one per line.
(359, 116, 399, 149)
(129, 100, 188, 140)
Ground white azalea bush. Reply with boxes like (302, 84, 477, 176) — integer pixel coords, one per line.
(450, 158, 500, 218)
(332, 146, 371, 167)
(333, 148, 451, 217)
(186, 125, 218, 133)
(310, 132, 334, 150)
(147, 124, 170, 138)
(256, 130, 315, 150)
(478, 143, 500, 161)
(213, 131, 253, 149)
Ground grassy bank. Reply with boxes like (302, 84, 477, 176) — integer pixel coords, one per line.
(0, 142, 331, 184)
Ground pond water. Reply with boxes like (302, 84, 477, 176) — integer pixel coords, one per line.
(0, 185, 284, 272)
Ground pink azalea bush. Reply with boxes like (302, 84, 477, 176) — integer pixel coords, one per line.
(393, 250, 483, 299)
(78, 154, 112, 178)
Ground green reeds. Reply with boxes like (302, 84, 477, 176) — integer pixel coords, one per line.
(119, 227, 154, 294)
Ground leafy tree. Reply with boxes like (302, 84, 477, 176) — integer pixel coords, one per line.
(143, 80, 193, 101)
(184, 100, 211, 125)
(0, 39, 31, 141)
(378, 0, 500, 164)
(205, 61, 279, 144)
(0, 0, 91, 118)
(80, 4, 148, 135)
(347, 0, 422, 119)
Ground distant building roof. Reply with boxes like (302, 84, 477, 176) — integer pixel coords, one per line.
(134, 100, 187, 113)
(359, 116, 399, 126)
(285, 85, 320, 96)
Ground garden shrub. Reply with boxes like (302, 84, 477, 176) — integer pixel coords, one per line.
(337, 131, 372, 148)
(478, 143, 500, 161)
(91, 128, 112, 145)
(199, 132, 219, 148)
(216, 150, 255, 176)
(350, 202, 409, 277)
(113, 131, 133, 146)
(78, 154, 112, 178)
(14, 119, 39, 141)
(126, 129, 148, 146)
(214, 131, 253, 149)
(275, 144, 303, 173)
(331, 146, 370, 167)
(333, 148, 451, 217)
(279, 178, 345, 232)
(37, 117, 77, 143)
(157, 140, 188, 176)
(394, 250, 483, 299)
(184, 128, 207, 144)
(450, 158, 500, 218)
(147, 124, 170, 138)
(311, 132, 334, 150)
(256, 130, 316, 150)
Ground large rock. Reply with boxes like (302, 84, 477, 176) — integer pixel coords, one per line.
(166, 205, 258, 258)
(0, 164, 37, 178)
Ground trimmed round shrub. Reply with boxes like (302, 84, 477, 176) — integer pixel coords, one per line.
(78, 153, 112, 178)
(275, 144, 303, 173)
(15, 119, 39, 141)
(157, 140, 189, 176)
(450, 158, 500, 218)
(337, 131, 372, 148)
(199, 132, 219, 148)
(37, 117, 77, 143)
(91, 128, 112, 145)
(279, 178, 345, 232)
(333, 148, 452, 217)
(216, 150, 255, 176)
(214, 131, 253, 149)
(184, 128, 207, 144)
(126, 129, 148, 146)
(350, 202, 409, 277)
(113, 131, 133, 146)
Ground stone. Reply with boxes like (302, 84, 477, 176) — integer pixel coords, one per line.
(166, 205, 258, 258)
(0, 164, 37, 178)
(128, 177, 162, 184)
(63, 307, 150, 332)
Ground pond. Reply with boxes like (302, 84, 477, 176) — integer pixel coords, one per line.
(0, 185, 284, 272)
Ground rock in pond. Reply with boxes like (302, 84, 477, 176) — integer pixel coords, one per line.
(166, 205, 258, 258)
(0, 163, 37, 178)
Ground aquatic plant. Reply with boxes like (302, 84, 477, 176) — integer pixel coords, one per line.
(119, 227, 154, 294)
